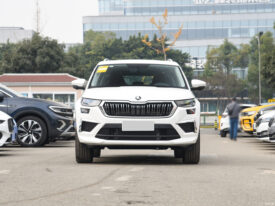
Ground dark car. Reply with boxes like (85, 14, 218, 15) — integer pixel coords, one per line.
(0, 83, 75, 147)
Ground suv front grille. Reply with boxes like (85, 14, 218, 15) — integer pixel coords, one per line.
(103, 102, 173, 117)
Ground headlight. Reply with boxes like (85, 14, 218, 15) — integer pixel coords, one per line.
(246, 111, 256, 116)
(81, 98, 101, 107)
(262, 117, 272, 123)
(175, 99, 195, 108)
(49, 106, 73, 117)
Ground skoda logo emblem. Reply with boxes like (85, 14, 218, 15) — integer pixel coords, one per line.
(135, 96, 141, 100)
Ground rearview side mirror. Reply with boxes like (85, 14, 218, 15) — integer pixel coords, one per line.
(191, 79, 206, 91)
(72, 79, 87, 90)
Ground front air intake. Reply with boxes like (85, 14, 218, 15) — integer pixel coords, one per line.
(81, 121, 97, 132)
(178, 122, 195, 133)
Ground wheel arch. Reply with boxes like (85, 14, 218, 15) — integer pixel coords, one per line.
(12, 108, 51, 137)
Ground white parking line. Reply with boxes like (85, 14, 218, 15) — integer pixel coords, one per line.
(262, 170, 275, 175)
(92, 193, 101, 196)
(129, 167, 144, 172)
(115, 175, 132, 182)
(101, 186, 116, 191)
(0, 170, 10, 175)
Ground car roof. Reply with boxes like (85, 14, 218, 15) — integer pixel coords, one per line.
(241, 104, 275, 112)
(260, 105, 275, 111)
(97, 59, 180, 66)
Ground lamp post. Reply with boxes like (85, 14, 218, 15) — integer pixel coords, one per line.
(193, 57, 198, 77)
(257, 31, 263, 105)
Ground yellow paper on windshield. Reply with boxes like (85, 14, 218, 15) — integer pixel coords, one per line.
(97, 66, 109, 73)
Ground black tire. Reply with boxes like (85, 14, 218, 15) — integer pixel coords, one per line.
(174, 148, 184, 158)
(93, 148, 101, 158)
(75, 135, 94, 163)
(220, 130, 227, 137)
(183, 134, 200, 164)
(16, 116, 48, 147)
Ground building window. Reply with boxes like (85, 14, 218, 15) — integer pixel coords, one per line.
(33, 93, 53, 101)
(32, 93, 76, 107)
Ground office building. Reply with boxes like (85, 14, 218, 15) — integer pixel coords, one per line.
(0, 27, 34, 44)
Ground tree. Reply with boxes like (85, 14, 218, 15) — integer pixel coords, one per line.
(247, 32, 274, 103)
(203, 39, 246, 111)
(204, 39, 238, 75)
(142, 9, 183, 60)
(0, 42, 17, 74)
(65, 31, 192, 80)
(0, 33, 64, 73)
(84, 30, 116, 44)
(260, 32, 275, 89)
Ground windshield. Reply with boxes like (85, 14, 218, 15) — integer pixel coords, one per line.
(89, 64, 187, 89)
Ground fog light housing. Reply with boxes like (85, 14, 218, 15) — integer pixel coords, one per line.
(81, 108, 90, 114)
(187, 108, 196, 114)
(178, 122, 195, 133)
(81, 121, 98, 132)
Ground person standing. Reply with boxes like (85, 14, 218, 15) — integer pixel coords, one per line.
(226, 97, 241, 141)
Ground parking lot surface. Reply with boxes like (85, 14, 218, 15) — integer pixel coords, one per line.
(1, 129, 275, 206)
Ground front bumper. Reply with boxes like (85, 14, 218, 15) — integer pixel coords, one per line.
(268, 125, 275, 141)
(76, 106, 200, 147)
(0, 119, 14, 147)
(48, 114, 75, 140)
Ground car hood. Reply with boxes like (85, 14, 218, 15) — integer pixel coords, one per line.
(260, 111, 275, 120)
(82, 87, 194, 101)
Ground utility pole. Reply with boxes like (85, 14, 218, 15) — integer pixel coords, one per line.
(257, 31, 263, 105)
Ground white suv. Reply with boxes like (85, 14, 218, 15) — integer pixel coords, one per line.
(73, 60, 206, 164)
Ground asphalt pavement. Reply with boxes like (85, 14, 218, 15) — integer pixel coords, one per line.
(1, 129, 275, 206)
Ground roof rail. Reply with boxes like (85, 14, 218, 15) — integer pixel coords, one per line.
(103, 58, 109, 61)
(167, 59, 173, 62)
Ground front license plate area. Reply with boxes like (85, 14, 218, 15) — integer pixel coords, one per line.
(122, 121, 154, 131)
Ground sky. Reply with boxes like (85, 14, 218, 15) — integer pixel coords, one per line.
(0, 0, 98, 43)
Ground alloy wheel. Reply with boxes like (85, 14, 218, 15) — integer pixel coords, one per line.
(18, 120, 42, 144)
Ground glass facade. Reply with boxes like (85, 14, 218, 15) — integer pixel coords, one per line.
(98, 0, 275, 16)
(124, 2, 275, 16)
(99, 0, 124, 14)
(84, 18, 275, 41)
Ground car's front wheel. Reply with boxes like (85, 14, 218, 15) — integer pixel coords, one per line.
(16, 116, 48, 147)
(75, 135, 94, 163)
(183, 133, 200, 164)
